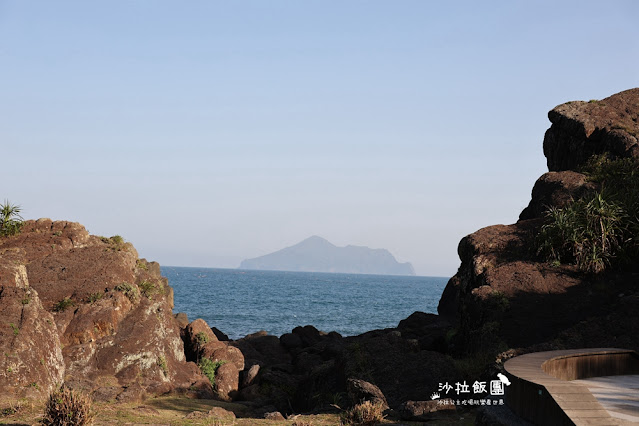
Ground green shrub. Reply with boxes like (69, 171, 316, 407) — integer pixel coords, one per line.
(42, 386, 94, 426)
(53, 297, 75, 312)
(136, 259, 148, 270)
(340, 400, 386, 425)
(198, 358, 225, 387)
(157, 355, 168, 377)
(87, 292, 103, 304)
(139, 280, 164, 300)
(0, 200, 23, 237)
(101, 235, 125, 251)
(537, 155, 639, 273)
(115, 282, 139, 302)
(195, 331, 210, 348)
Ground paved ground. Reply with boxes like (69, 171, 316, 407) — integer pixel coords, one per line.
(575, 375, 639, 424)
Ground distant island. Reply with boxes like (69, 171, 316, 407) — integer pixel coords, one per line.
(239, 235, 416, 276)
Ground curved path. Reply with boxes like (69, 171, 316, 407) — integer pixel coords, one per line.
(504, 348, 639, 425)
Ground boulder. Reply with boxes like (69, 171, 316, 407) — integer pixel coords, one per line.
(280, 332, 303, 350)
(264, 411, 286, 420)
(519, 171, 595, 220)
(204, 345, 245, 371)
(346, 378, 389, 409)
(397, 311, 449, 352)
(214, 362, 239, 401)
(241, 364, 260, 388)
(174, 312, 189, 329)
(185, 406, 236, 420)
(398, 400, 456, 421)
(232, 333, 291, 367)
(292, 325, 324, 347)
(184, 318, 219, 361)
(543, 88, 639, 171)
(211, 326, 229, 341)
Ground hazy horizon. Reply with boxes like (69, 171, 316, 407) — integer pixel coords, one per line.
(2, 1, 638, 276)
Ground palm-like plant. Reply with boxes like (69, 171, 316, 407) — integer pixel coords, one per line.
(0, 200, 24, 237)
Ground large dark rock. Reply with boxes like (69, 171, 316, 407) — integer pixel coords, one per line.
(440, 88, 639, 356)
(518, 171, 595, 220)
(346, 378, 389, 409)
(543, 88, 639, 172)
(397, 311, 450, 352)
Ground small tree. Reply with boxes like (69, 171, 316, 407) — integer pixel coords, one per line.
(0, 200, 23, 237)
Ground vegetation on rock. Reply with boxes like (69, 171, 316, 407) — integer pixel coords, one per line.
(537, 155, 639, 273)
(53, 297, 75, 312)
(198, 358, 226, 387)
(0, 200, 23, 237)
(114, 282, 139, 302)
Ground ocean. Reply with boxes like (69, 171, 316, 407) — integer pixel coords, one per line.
(162, 266, 449, 340)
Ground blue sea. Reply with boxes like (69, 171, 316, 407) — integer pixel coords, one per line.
(162, 266, 448, 340)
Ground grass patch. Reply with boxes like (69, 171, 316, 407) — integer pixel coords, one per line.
(139, 280, 164, 300)
(195, 332, 210, 349)
(198, 358, 226, 387)
(101, 235, 126, 251)
(88, 292, 103, 304)
(115, 282, 139, 302)
(136, 259, 148, 270)
(157, 355, 168, 377)
(537, 155, 639, 273)
(340, 400, 386, 425)
(9, 323, 18, 336)
(53, 297, 75, 312)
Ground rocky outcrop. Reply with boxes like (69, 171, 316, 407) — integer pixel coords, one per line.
(518, 171, 595, 220)
(0, 219, 206, 402)
(543, 88, 639, 171)
(215, 319, 459, 415)
(0, 256, 64, 399)
(439, 88, 639, 355)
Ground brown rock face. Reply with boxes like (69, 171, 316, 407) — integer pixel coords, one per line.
(441, 88, 639, 354)
(0, 260, 64, 398)
(0, 219, 206, 402)
(518, 171, 595, 221)
(543, 88, 639, 171)
(438, 221, 588, 350)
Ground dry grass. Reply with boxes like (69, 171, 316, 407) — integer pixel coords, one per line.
(340, 400, 386, 425)
(42, 386, 94, 425)
(0, 394, 474, 425)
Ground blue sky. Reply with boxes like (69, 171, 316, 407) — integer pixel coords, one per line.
(1, 1, 638, 276)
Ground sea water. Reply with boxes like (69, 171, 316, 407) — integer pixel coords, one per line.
(162, 266, 448, 340)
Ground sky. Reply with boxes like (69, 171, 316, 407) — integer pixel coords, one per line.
(1, 1, 638, 276)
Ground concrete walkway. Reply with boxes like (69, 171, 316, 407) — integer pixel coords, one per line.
(504, 348, 639, 425)
(575, 375, 639, 424)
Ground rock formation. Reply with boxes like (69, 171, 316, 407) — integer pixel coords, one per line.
(0, 220, 207, 402)
(439, 88, 639, 355)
